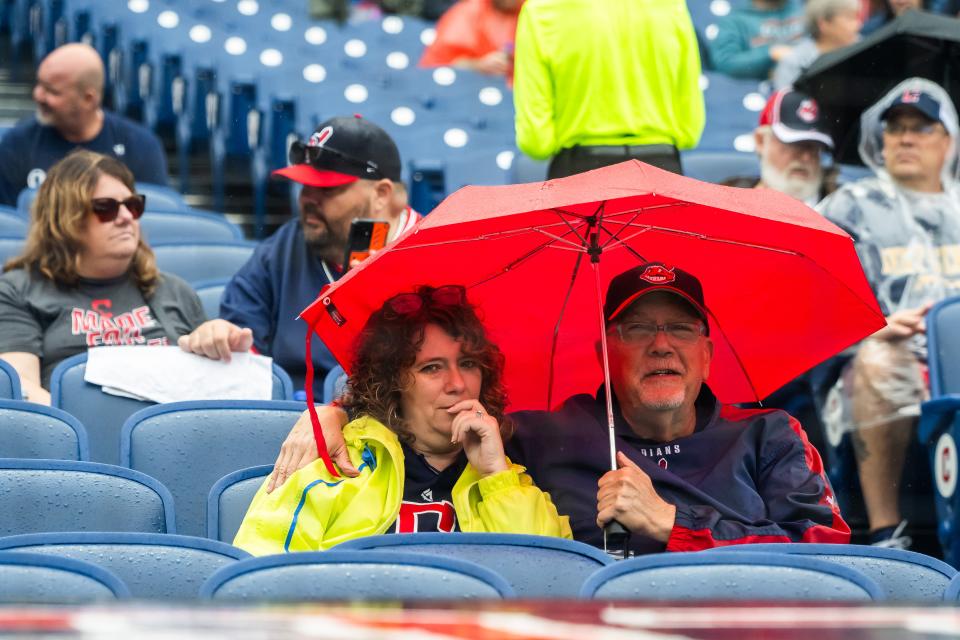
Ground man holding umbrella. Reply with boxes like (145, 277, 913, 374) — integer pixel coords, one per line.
(267, 262, 850, 555)
(818, 78, 960, 548)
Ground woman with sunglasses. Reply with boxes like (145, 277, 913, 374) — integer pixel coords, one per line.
(233, 284, 571, 555)
(0, 150, 206, 404)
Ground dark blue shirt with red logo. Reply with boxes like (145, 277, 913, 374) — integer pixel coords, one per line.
(389, 443, 466, 533)
(505, 386, 849, 555)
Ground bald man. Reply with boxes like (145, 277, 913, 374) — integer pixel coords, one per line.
(0, 43, 168, 205)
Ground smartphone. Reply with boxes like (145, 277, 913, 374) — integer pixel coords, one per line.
(343, 218, 390, 271)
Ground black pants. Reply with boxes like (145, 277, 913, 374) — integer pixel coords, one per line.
(547, 144, 682, 180)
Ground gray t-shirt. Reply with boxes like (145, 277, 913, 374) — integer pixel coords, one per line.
(0, 269, 206, 386)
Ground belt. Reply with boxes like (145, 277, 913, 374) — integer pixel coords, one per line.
(559, 144, 678, 158)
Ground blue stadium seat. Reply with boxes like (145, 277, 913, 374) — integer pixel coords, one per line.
(0, 209, 28, 236)
(707, 543, 956, 601)
(151, 241, 256, 285)
(697, 72, 766, 152)
(0, 532, 249, 600)
(681, 150, 758, 184)
(16, 182, 188, 215)
(0, 236, 25, 265)
(0, 399, 88, 460)
(50, 352, 294, 465)
(0, 459, 175, 536)
(336, 533, 613, 598)
(945, 572, 960, 601)
(580, 551, 884, 601)
(207, 464, 272, 543)
(14, 188, 33, 215)
(139, 210, 242, 244)
(120, 400, 306, 537)
(192, 278, 229, 319)
(0, 359, 23, 400)
(919, 296, 960, 566)
(0, 551, 130, 603)
(322, 364, 347, 404)
(200, 551, 515, 601)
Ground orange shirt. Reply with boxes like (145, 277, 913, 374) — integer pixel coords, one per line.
(419, 0, 523, 67)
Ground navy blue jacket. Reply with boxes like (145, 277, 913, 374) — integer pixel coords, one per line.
(505, 386, 849, 555)
(0, 112, 168, 206)
(220, 219, 339, 394)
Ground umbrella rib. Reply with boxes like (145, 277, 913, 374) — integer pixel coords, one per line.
(607, 224, 804, 257)
(550, 206, 596, 248)
(546, 250, 586, 410)
(467, 224, 591, 290)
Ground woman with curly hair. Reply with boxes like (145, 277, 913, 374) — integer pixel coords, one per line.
(234, 284, 571, 555)
(0, 150, 205, 404)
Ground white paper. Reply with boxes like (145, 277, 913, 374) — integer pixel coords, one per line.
(85, 346, 274, 403)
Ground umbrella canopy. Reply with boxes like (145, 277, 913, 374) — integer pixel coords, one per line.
(795, 10, 960, 166)
(300, 160, 885, 414)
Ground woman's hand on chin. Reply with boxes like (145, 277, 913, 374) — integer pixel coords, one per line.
(447, 400, 509, 477)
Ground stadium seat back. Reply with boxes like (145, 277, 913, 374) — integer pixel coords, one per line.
(580, 551, 884, 601)
(193, 278, 229, 319)
(0, 209, 28, 236)
(0, 399, 88, 460)
(151, 241, 256, 285)
(708, 543, 956, 601)
(0, 551, 130, 603)
(0, 459, 175, 536)
(681, 150, 757, 184)
(336, 533, 613, 598)
(121, 400, 305, 536)
(322, 364, 347, 404)
(0, 359, 23, 400)
(201, 551, 515, 601)
(50, 353, 294, 465)
(207, 465, 272, 543)
(0, 236, 24, 265)
(0, 532, 249, 600)
(928, 296, 960, 396)
(139, 210, 242, 244)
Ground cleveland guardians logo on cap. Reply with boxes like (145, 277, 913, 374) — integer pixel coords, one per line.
(308, 126, 334, 149)
(640, 264, 676, 284)
(902, 90, 921, 104)
(797, 99, 818, 123)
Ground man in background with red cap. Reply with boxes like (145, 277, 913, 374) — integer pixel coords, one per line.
(179, 115, 418, 394)
(752, 88, 836, 206)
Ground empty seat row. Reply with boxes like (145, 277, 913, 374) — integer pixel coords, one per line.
(0, 396, 304, 536)
(4, 535, 960, 603)
(0, 236, 255, 285)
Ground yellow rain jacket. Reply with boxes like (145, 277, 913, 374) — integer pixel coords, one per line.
(234, 416, 572, 556)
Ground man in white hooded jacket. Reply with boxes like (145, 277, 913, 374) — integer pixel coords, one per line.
(818, 78, 960, 549)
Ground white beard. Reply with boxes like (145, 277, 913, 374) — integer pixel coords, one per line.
(760, 158, 823, 205)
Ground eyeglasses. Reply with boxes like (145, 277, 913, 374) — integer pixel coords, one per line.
(882, 120, 943, 137)
(289, 139, 385, 180)
(90, 195, 146, 222)
(612, 321, 706, 345)
(384, 285, 467, 317)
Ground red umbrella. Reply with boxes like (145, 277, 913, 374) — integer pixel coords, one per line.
(300, 160, 885, 477)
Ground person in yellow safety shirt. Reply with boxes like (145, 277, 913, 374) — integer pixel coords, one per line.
(513, 0, 705, 179)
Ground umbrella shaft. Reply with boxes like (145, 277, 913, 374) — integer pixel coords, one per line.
(592, 261, 618, 473)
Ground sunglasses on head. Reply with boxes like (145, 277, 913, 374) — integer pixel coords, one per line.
(90, 195, 146, 222)
(288, 139, 385, 180)
(384, 285, 467, 317)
